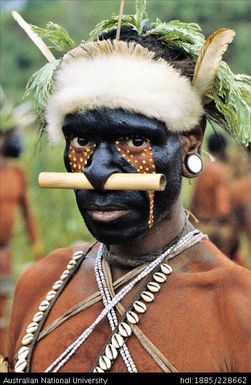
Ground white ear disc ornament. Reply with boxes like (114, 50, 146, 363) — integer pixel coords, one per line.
(185, 154, 203, 174)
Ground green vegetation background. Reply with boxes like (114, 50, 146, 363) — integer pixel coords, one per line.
(0, 0, 250, 278)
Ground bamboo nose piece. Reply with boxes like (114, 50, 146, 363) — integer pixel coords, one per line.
(38, 172, 166, 191)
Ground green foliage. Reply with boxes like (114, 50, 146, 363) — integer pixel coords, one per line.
(25, 59, 61, 127)
(89, 15, 134, 41)
(212, 63, 251, 145)
(147, 20, 204, 56)
(89, 0, 148, 40)
(31, 22, 75, 53)
(134, 0, 148, 33)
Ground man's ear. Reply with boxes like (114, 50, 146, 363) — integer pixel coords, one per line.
(179, 117, 206, 178)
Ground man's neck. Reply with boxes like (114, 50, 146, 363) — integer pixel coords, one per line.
(109, 196, 185, 258)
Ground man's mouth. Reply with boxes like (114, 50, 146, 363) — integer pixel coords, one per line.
(86, 205, 131, 223)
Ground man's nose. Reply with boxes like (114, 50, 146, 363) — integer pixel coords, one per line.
(83, 143, 120, 191)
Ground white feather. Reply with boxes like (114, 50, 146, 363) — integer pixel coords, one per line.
(192, 28, 235, 97)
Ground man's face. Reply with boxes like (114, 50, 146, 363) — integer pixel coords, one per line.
(62, 109, 182, 244)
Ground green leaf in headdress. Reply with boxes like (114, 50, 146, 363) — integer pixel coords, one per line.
(146, 20, 205, 57)
(210, 62, 251, 145)
(31, 22, 75, 53)
(134, 0, 148, 33)
(25, 59, 61, 128)
(89, 0, 148, 40)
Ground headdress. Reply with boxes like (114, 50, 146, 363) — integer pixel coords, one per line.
(13, 0, 251, 145)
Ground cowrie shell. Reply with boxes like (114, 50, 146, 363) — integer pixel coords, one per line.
(60, 270, 69, 280)
(105, 344, 118, 360)
(67, 261, 76, 270)
(33, 311, 44, 323)
(111, 333, 124, 348)
(17, 346, 29, 360)
(73, 251, 84, 260)
(67, 259, 77, 270)
(26, 322, 38, 334)
(99, 355, 111, 371)
(118, 322, 132, 338)
(46, 290, 57, 301)
(39, 300, 50, 311)
(93, 367, 104, 373)
(52, 280, 63, 290)
(133, 300, 147, 314)
(153, 272, 166, 283)
(160, 263, 172, 275)
(126, 311, 139, 324)
(15, 359, 27, 372)
(22, 333, 34, 345)
(141, 291, 154, 302)
(147, 281, 160, 293)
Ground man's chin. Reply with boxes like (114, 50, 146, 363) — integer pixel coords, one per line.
(83, 215, 147, 245)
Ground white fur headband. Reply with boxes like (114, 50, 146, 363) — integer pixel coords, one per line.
(46, 40, 203, 143)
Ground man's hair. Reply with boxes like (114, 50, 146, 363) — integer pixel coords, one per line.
(100, 26, 195, 79)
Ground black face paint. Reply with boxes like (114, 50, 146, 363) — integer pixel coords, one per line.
(62, 109, 182, 244)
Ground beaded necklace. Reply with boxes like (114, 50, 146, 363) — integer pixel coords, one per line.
(14, 229, 205, 373)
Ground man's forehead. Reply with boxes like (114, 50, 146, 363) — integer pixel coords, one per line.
(62, 109, 168, 138)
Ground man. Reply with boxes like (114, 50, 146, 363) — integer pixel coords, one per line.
(0, 95, 42, 357)
(6, 4, 251, 373)
(189, 133, 233, 256)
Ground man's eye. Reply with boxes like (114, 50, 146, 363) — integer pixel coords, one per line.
(70, 137, 93, 149)
(127, 137, 147, 148)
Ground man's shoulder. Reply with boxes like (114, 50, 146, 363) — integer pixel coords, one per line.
(15, 242, 96, 294)
(194, 239, 251, 288)
(202, 239, 251, 302)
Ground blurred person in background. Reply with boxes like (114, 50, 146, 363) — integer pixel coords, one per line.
(228, 145, 251, 265)
(0, 88, 42, 356)
(189, 132, 233, 257)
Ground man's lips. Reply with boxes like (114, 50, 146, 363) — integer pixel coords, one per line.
(86, 205, 132, 223)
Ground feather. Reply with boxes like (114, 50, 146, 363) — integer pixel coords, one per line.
(192, 28, 235, 98)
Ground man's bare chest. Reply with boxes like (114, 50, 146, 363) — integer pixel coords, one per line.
(15, 265, 226, 373)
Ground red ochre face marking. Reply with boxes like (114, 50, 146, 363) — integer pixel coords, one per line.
(68, 142, 96, 173)
(115, 137, 156, 229)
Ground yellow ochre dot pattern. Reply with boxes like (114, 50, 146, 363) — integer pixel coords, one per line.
(115, 137, 156, 229)
(68, 144, 96, 173)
